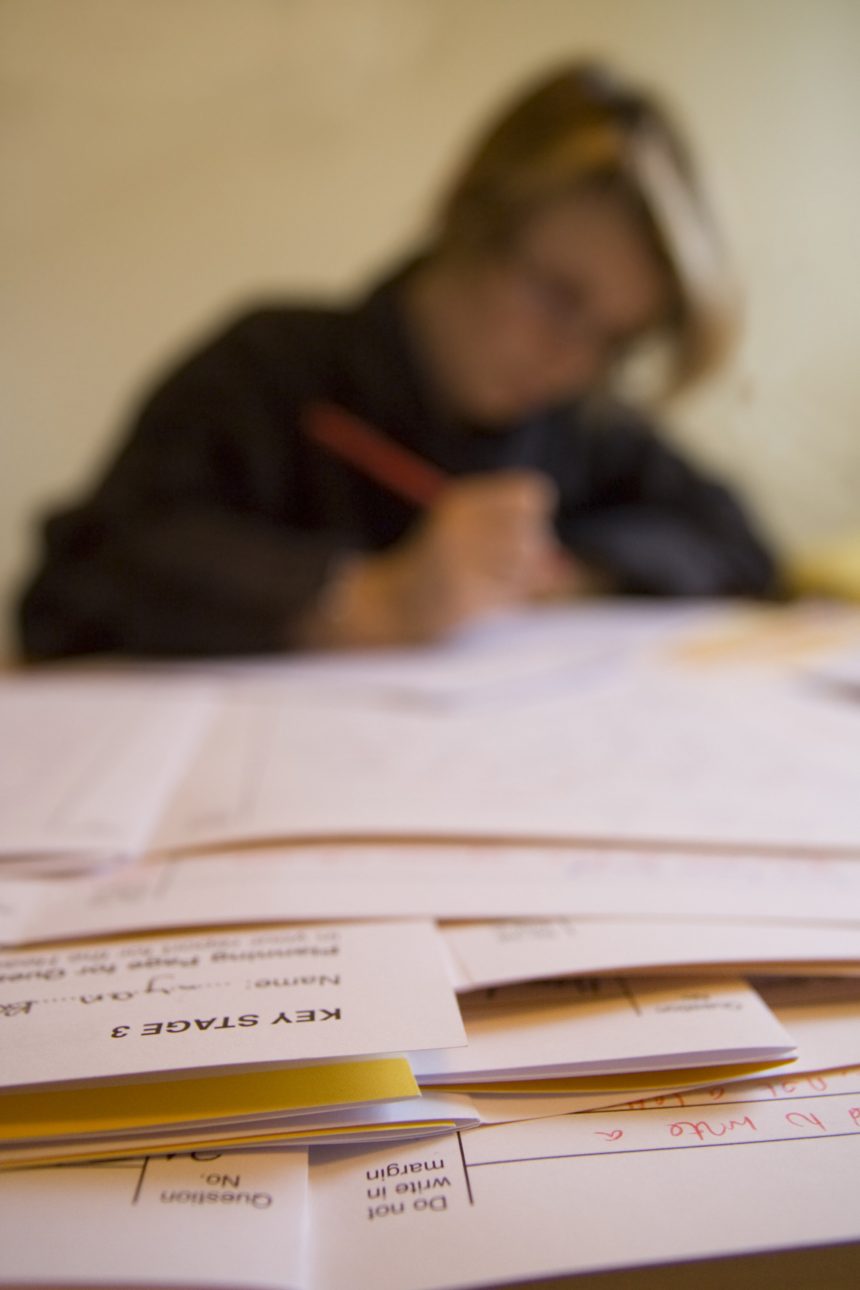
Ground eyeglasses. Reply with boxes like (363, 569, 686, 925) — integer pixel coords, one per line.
(504, 247, 664, 363)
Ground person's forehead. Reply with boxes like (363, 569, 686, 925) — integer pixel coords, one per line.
(519, 192, 669, 322)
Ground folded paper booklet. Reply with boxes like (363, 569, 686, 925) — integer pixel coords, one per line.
(409, 976, 795, 1085)
(0, 1080, 483, 1170)
(0, 920, 464, 1087)
(0, 920, 466, 1163)
(4, 845, 860, 948)
(0, 1058, 419, 1167)
(442, 917, 860, 991)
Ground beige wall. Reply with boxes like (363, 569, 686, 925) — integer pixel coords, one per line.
(3, 0, 859, 651)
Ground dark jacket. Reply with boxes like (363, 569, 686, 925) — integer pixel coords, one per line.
(18, 265, 778, 657)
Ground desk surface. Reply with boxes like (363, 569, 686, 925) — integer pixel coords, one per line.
(491, 1242, 860, 1289)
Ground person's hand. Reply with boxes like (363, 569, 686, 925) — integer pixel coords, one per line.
(394, 469, 568, 633)
(301, 470, 597, 647)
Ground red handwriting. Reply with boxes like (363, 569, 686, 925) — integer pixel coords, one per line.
(624, 1093, 688, 1112)
(764, 1074, 829, 1099)
(594, 1130, 623, 1141)
(669, 1116, 757, 1141)
(785, 1111, 826, 1132)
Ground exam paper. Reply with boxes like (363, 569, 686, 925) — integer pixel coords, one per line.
(459, 1063, 784, 1123)
(0, 1149, 308, 1289)
(0, 920, 465, 1087)
(442, 917, 860, 991)
(754, 975, 860, 1074)
(6, 612, 860, 866)
(4, 845, 860, 948)
(0, 1085, 481, 1170)
(0, 679, 214, 872)
(309, 1074, 860, 1290)
(618, 1061, 860, 1114)
(410, 976, 794, 1082)
(153, 667, 860, 853)
(0, 1056, 420, 1167)
(3, 1075, 859, 1289)
(589, 976, 860, 1098)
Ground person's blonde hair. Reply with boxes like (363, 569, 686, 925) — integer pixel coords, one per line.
(434, 62, 739, 397)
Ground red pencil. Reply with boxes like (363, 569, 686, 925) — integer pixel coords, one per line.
(303, 402, 446, 508)
(304, 401, 574, 586)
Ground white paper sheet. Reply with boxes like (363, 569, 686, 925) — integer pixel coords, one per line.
(7, 607, 860, 868)
(0, 1149, 307, 1289)
(617, 1061, 860, 1114)
(0, 678, 214, 872)
(4, 845, 860, 948)
(607, 976, 860, 1100)
(3, 1078, 859, 1290)
(410, 976, 793, 1081)
(309, 1076, 860, 1290)
(754, 975, 860, 1074)
(802, 644, 860, 701)
(149, 664, 860, 854)
(0, 921, 464, 1087)
(442, 917, 860, 991)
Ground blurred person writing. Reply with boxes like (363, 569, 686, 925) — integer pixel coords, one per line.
(18, 62, 778, 658)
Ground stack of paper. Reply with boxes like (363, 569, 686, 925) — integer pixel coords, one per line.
(442, 917, 860, 988)
(3, 1063, 860, 1289)
(5, 608, 860, 870)
(412, 976, 795, 1086)
(3, 844, 860, 940)
(1, 602, 860, 1288)
(0, 921, 467, 1166)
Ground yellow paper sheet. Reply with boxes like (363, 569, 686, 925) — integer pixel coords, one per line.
(0, 1118, 456, 1171)
(0, 1057, 417, 1141)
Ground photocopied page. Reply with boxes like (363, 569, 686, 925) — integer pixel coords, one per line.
(459, 1066, 791, 1122)
(5, 614, 860, 867)
(442, 917, 860, 990)
(0, 920, 465, 1088)
(0, 679, 215, 871)
(0, 1149, 308, 1290)
(410, 976, 794, 1082)
(309, 1076, 860, 1290)
(151, 667, 860, 853)
(3, 1072, 859, 1290)
(5, 845, 860, 948)
(753, 975, 860, 1074)
(617, 1061, 860, 1114)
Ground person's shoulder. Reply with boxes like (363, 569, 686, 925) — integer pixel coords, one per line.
(208, 296, 351, 354)
(146, 297, 355, 397)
